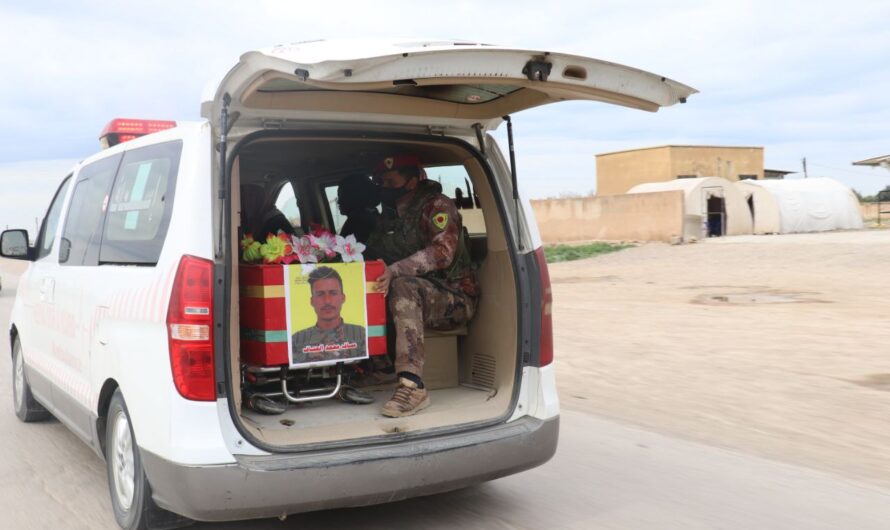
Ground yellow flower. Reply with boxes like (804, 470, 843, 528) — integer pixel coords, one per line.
(242, 241, 262, 263)
(260, 233, 288, 264)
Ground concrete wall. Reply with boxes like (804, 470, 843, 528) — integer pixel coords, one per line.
(596, 147, 672, 196)
(530, 191, 685, 243)
(596, 146, 764, 195)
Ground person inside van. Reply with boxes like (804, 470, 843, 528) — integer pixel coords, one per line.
(240, 183, 295, 239)
(367, 155, 479, 417)
(336, 173, 380, 244)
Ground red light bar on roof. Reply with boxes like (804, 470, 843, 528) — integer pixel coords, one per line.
(99, 118, 176, 148)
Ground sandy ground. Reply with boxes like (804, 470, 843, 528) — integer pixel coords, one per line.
(2, 231, 890, 528)
(3, 231, 888, 492)
(551, 229, 890, 488)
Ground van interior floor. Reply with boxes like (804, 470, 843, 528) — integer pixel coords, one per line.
(239, 384, 505, 445)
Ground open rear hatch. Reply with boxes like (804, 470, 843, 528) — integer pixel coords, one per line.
(214, 40, 696, 451)
(203, 39, 697, 133)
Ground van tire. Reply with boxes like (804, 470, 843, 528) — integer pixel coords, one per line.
(105, 390, 193, 530)
(12, 337, 50, 422)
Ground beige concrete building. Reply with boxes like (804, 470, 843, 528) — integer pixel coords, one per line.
(596, 145, 764, 195)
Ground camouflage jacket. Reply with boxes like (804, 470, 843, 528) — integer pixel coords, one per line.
(368, 180, 478, 297)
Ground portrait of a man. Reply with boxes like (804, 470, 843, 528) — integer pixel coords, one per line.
(290, 265, 367, 366)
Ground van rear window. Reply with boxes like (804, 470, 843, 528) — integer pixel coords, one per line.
(99, 141, 182, 265)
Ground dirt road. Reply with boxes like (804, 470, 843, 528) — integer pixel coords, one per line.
(1, 230, 889, 528)
(551, 229, 890, 488)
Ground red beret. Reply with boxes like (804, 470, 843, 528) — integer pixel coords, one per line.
(373, 154, 422, 175)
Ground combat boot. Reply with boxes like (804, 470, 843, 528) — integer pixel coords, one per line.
(381, 377, 430, 417)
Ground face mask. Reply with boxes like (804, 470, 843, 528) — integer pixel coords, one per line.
(379, 182, 410, 208)
(366, 184, 382, 208)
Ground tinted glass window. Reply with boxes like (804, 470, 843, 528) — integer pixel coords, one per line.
(324, 179, 381, 236)
(60, 155, 121, 266)
(425, 165, 486, 235)
(275, 181, 301, 231)
(324, 185, 347, 234)
(100, 141, 182, 264)
(37, 175, 72, 260)
(426, 165, 475, 203)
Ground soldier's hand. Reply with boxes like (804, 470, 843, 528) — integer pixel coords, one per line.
(376, 267, 394, 296)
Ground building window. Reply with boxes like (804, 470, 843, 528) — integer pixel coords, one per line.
(677, 174, 696, 179)
(738, 174, 757, 180)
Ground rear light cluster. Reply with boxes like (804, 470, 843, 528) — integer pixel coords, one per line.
(99, 118, 176, 148)
(167, 255, 216, 401)
(533, 247, 554, 366)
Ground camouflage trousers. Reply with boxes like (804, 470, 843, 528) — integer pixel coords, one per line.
(388, 276, 476, 379)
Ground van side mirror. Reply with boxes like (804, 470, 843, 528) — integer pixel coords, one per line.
(0, 229, 33, 261)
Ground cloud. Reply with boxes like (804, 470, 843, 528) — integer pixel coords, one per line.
(0, 160, 75, 231)
(0, 0, 888, 204)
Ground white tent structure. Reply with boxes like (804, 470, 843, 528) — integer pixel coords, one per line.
(735, 180, 781, 234)
(628, 177, 753, 238)
(737, 178, 863, 233)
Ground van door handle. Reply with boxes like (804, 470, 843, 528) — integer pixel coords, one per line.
(97, 306, 111, 346)
(39, 278, 55, 303)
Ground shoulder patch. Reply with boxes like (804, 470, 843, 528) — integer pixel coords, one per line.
(432, 212, 449, 230)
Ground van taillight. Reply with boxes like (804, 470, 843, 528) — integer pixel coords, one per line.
(533, 247, 554, 366)
(167, 255, 216, 401)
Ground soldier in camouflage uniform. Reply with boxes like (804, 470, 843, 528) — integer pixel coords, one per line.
(368, 155, 478, 417)
(291, 266, 367, 364)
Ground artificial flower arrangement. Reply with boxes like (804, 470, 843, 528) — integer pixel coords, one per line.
(241, 223, 366, 264)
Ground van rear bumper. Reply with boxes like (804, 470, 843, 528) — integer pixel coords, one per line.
(141, 415, 558, 522)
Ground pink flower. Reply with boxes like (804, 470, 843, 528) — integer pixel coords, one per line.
(309, 233, 338, 260)
(334, 234, 365, 263)
(291, 235, 319, 264)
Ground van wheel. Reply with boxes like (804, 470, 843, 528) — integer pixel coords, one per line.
(106, 390, 152, 529)
(12, 337, 50, 422)
(105, 390, 193, 530)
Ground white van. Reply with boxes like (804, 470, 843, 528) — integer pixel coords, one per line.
(2, 39, 694, 529)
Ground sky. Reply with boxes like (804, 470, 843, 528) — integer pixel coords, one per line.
(1, 0, 889, 230)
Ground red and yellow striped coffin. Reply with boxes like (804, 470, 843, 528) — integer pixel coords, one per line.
(239, 260, 388, 367)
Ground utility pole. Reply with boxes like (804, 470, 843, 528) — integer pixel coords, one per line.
(802, 157, 808, 178)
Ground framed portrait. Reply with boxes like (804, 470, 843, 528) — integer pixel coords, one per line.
(285, 262, 369, 369)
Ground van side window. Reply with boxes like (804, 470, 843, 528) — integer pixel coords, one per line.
(425, 165, 486, 235)
(36, 175, 72, 260)
(323, 181, 381, 236)
(100, 141, 182, 264)
(323, 185, 347, 234)
(59, 154, 122, 266)
(274, 181, 301, 232)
